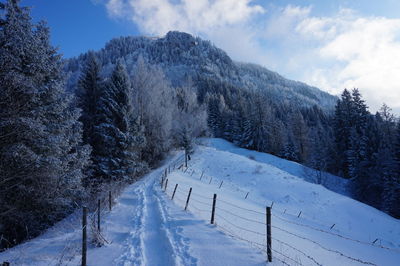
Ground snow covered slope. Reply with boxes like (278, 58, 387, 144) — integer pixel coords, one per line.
(200, 138, 349, 196)
(163, 139, 400, 265)
(1, 139, 399, 265)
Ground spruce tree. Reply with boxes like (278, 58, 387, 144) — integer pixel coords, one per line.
(0, 0, 89, 248)
(333, 89, 353, 177)
(109, 62, 147, 180)
(207, 93, 224, 138)
(78, 51, 102, 146)
(386, 122, 400, 217)
(92, 62, 147, 186)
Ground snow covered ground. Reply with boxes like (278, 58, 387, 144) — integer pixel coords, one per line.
(1, 138, 399, 265)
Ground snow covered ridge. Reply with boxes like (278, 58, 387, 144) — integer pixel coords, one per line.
(64, 31, 337, 111)
(1, 139, 399, 265)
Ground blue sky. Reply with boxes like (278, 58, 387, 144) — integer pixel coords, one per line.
(22, 0, 400, 114)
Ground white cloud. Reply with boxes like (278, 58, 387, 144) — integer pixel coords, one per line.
(264, 6, 400, 113)
(106, 0, 126, 17)
(103, 1, 400, 114)
(103, 0, 268, 68)
(310, 17, 400, 113)
(105, 0, 264, 35)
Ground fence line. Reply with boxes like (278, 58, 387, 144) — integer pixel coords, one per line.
(272, 213, 400, 253)
(188, 203, 210, 214)
(162, 176, 323, 265)
(272, 225, 376, 265)
(215, 214, 266, 237)
(272, 247, 305, 266)
(218, 198, 265, 216)
(173, 164, 400, 255)
(161, 164, 387, 266)
(216, 207, 265, 225)
(272, 237, 322, 266)
(190, 196, 212, 207)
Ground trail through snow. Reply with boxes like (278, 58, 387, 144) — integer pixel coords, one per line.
(0, 152, 265, 265)
(141, 176, 176, 266)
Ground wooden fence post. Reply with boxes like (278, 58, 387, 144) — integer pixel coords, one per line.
(185, 150, 188, 167)
(219, 180, 223, 189)
(245, 192, 249, 199)
(266, 206, 272, 262)
(97, 199, 101, 233)
(200, 171, 204, 180)
(109, 191, 112, 211)
(82, 206, 87, 266)
(164, 179, 168, 191)
(211, 194, 217, 224)
(171, 184, 178, 200)
(160, 177, 164, 188)
(209, 177, 212, 184)
(185, 187, 192, 211)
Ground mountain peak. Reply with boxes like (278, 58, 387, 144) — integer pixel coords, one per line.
(66, 32, 337, 110)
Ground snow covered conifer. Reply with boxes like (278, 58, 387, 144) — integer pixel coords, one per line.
(0, 0, 89, 249)
(78, 51, 102, 146)
(333, 89, 353, 177)
(91, 62, 147, 186)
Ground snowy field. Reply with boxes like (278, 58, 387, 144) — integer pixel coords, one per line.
(1, 138, 399, 265)
(162, 139, 400, 265)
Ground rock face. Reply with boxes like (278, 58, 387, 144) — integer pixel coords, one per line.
(65, 31, 337, 110)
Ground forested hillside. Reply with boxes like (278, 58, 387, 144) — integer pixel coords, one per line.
(64, 31, 338, 110)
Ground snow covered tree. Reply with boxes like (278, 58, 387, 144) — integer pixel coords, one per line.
(0, 0, 89, 249)
(378, 112, 400, 217)
(206, 93, 225, 138)
(307, 125, 329, 184)
(333, 89, 353, 177)
(290, 111, 309, 162)
(130, 57, 174, 164)
(251, 95, 271, 152)
(395, 122, 400, 176)
(388, 122, 400, 217)
(347, 89, 371, 199)
(173, 81, 207, 154)
(78, 51, 102, 146)
(91, 62, 147, 187)
(282, 133, 299, 162)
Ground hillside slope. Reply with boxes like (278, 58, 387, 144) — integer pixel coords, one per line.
(166, 139, 400, 265)
(1, 139, 398, 265)
(64, 31, 337, 111)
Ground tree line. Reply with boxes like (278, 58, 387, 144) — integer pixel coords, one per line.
(202, 76, 400, 218)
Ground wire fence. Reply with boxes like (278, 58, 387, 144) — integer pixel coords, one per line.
(160, 163, 400, 266)
(178, 166, 398, 253)
(179, 165, 400, 251)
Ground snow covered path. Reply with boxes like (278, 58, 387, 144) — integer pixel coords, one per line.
(141, 175, 176, 266)
(105, 155, 265, 266)
(0, 152, 266, 265)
